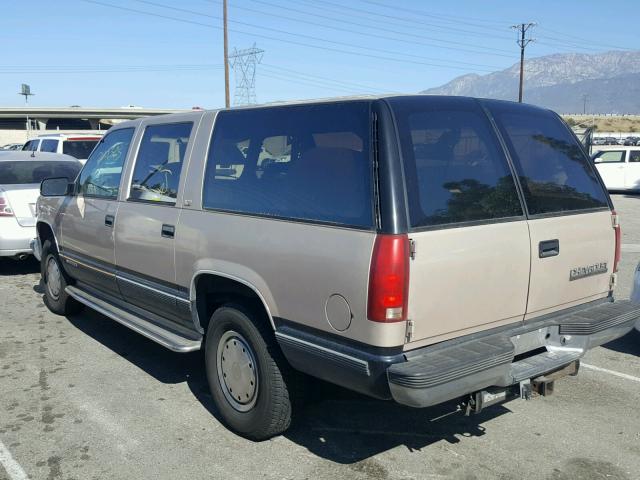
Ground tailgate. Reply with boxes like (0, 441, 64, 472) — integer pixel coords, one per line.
(1, 185, 39, 227)
(407, 222, 531, 343)
(526, 211, 614, 318)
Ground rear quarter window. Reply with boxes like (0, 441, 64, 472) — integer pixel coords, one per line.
(202, 102, 373, 228)
(489, 103, 609, 215)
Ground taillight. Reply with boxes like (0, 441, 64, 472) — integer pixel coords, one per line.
(0, 192, 14, 217)
(367, 234, 410, 323)
(612, 210, 621, 273)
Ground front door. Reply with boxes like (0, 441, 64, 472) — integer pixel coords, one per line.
(593, 150, 627, 190)
(114, 119, 196, 326)
(626, 150, 640, 190)
(58, 127, 135, 297)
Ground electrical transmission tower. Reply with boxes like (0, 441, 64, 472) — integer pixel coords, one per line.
(511, 23, 536, 103)
(230, 44, 264, 106)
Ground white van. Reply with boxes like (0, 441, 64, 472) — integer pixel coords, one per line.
(592, 146, 640, 191)
(22, 133, 103, 163)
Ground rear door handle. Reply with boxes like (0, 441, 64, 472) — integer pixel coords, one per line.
(539, 239, 559, 258)
(105, 215, 114, 227)
(161, 224, 175, 239)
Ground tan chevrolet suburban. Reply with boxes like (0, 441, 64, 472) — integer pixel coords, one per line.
(33, 96, 640, 440)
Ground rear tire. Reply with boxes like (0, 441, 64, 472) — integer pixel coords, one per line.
(41, 240, 82, 316)
(204, 305, 296, 440)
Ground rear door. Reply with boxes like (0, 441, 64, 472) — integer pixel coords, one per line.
(592, 149, 627, 190)
(388, 97, 531, 344)
(626, 150, 640, 190)
(488, 103, 614, 319)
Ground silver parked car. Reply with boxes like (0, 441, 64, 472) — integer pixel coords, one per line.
(0, 151, 81, 259)
(34, 96, 640, 440)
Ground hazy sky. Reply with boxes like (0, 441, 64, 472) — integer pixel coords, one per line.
(0, 0, 637, 108)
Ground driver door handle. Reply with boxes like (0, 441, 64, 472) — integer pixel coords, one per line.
(105, 215, 114, 227)
(161, 224, 175, 239)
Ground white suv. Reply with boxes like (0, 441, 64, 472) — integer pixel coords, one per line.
(22, 133, 103, 162)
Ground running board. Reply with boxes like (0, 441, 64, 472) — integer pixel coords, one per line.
(66, 285, 202, 353)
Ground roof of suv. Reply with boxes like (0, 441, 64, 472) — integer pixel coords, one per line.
(111, 95, 553, 131)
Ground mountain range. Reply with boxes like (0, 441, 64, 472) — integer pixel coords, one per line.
(421, 51, 640, 114)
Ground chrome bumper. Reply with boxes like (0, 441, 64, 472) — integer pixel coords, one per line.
(388, 299, 640, 408)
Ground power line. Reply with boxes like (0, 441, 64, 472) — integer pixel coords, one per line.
(131, 0, 507, 70)
(294, 0, 514, 42)
(236, 0, 516, 58)
(358, 0, 518, 30)
(81, 0, 504, 73)
(261, 64, 388, 93)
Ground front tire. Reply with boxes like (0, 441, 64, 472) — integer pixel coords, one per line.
(205, 305, 295, 440)
(41, 240, 82, 316)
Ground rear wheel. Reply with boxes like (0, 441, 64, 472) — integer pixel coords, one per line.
(41, 240, 82, 316)
(204, 305, 297, 440)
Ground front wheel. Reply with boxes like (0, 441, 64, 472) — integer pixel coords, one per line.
(41, 240, 82, 316)
(204, 305, 297, 440)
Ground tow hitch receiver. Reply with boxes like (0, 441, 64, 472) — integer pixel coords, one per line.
(464, 387, 518, 415)
(532, 360, 579, 397)
(464, 360, 580, 415)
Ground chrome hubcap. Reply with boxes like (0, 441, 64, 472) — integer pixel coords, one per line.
(46, 256, 62, 300)
(217, 331, 258, 412)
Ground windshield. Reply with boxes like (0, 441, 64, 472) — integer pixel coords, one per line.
(0, 161, 81, 185)
(63, 140, 99, 159)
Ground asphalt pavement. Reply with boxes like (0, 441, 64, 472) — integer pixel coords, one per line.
(0, 194, 639, 480)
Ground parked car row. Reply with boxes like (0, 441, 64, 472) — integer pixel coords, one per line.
(3, 95, 639, 441)
(593, 136, 640, 146)
(1, 142, 24, 151)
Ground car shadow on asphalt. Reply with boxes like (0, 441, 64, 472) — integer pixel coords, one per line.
(0, 257, 39, 275)
(64, 307, 511, 463)
(601, 328, 640, 356)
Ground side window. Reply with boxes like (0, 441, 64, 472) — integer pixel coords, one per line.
(41, 139, 59, 153)
(490, 105, 608, 215)
(593, 151, 625, 163)
(629, 151, 640, 162)
(129, 122, 193, 204)
(203, 102, 373, 228)
(77, 128, 134, 198)
(394, 105, 523, 228)
(24, 140, 39, 151)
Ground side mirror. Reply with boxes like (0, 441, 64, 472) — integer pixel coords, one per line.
(40, 177, 73, 197)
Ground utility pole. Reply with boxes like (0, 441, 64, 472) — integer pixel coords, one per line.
(223, 0, 230, 108)
(511, 23, 535, 103)
(582, 94, 588, 114)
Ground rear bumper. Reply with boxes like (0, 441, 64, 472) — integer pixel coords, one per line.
(30, 237, 42, 261)
(276, 299, 640, 408)
(0, 225, 35, 257)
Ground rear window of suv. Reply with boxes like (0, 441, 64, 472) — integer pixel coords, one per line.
(488, 103, 608, 215)
(390, 97, 523, 228)
(0, 161, 80, 184)
(63, 140, 99, 159)
(203, 102, 373, 228)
